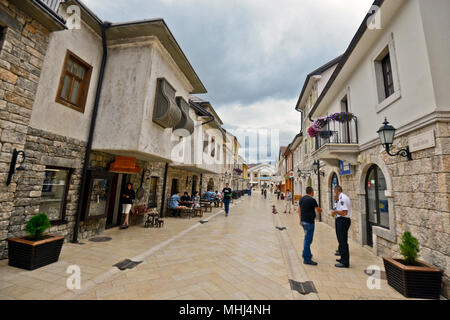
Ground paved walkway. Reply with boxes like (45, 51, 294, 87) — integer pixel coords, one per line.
(0, 193, 409, 300)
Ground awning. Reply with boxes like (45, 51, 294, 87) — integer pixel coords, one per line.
(109, 156, 141, 174)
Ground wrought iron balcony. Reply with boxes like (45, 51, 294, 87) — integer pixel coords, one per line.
(312, 117, 359, 166)
(315, 117, 359, 150)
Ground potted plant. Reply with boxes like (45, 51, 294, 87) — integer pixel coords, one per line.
(383, 232, 443, 299)
(8, 213, 65, 270)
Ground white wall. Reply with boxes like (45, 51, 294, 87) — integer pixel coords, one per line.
(316, 0, 436, 146)
(30, 20, 103, 141)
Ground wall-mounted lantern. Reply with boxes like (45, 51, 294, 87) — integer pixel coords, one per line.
(313, 160, 325, 177)
(7, 149, 26, 186)
(377, 118, 412, 160)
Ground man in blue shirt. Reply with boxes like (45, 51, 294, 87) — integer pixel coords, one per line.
(169, 192, 181, 209)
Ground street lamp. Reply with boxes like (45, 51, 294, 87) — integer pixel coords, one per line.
(377, 118, 412, 160)
(313, 161, 325, 177)
(7, 149, 26, 186)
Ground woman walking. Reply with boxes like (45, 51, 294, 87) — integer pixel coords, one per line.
(120, 183, 135, 229)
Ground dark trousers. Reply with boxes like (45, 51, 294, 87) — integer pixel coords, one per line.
(224, 198, 231, 214)
(336, 218, 351, 266)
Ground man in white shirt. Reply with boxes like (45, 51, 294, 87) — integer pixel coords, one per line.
(331, 186, 352, 268)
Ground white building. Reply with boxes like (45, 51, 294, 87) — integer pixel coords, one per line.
(295, 0, 450, 297)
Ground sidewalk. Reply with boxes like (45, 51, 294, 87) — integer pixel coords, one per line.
(0, 204, 230, 300)
(272, 195, 408, 300)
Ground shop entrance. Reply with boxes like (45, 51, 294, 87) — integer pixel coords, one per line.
(106, 174, 131, 229)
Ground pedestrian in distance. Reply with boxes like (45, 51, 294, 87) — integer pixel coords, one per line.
(120, 183, 135, 229)
(299, 187, 322, 265)
(264, 189, 267, 199)
(222, 183, 233, 217)
(331, 185, 352, 268)
(284, 189, 292, 214)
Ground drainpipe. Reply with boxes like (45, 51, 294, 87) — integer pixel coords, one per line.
(160, 163, 169, 218)
(72, 22, 111, 243)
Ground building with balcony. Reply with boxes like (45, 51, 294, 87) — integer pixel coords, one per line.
(294, 0, 450, 297)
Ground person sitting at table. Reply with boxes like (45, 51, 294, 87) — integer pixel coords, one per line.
(204, 190, 214, 202)
(192, 191, 201, 209)
(214, 190, 222, 207)
(181, 192, 191, 202)
(169, 192, 181, 209)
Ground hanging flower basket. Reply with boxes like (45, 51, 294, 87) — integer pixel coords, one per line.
(308, 112, 355, 138)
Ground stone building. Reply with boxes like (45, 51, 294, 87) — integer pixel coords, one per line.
(0, 0, 65, 258)
(294, 0, 450, 297)
(0, 0, 242, 258)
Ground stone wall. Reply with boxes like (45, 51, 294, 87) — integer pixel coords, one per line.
(316, 121, 450, 298)
(0, 1, 52, 258)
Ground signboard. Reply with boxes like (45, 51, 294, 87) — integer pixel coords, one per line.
(409, 130, 435, 153)
(339, 161, 352, 176)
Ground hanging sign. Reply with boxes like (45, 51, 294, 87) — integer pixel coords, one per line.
(339, 161, 352, 176)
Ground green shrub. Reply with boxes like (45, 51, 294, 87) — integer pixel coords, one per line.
(399, 231, 420, 266)
(25, 213, 51, 240)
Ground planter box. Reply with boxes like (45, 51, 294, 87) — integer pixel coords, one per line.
(383, 257, 443, 299)
(8, 235, 65, 271)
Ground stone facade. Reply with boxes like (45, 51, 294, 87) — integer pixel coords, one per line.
(315, 121, 450, 298)
(0, 1, 55, 258)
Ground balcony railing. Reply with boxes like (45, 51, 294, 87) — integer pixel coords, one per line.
(40, 0, 62, 12)
(315, 117, 358, 150)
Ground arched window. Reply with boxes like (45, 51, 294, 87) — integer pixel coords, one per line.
(307, 177, 312, 188)
(366, 165, 389, 235)
(330, 173, 339, 209)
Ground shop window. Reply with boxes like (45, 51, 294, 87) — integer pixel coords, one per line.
(39, 167, 72, 223)
(330, 173, 339, 209)
(84, 171, 114, 221)
(366, 165, 389, 230)
(56, 50, 93, 113)
(147, 177, 159, 208)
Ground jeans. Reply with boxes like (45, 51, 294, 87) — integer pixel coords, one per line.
(224, 198, 231, 214)
(301, 222, 315, 262)
(285, 201, 292, 213)
(336, 218, 351, 265)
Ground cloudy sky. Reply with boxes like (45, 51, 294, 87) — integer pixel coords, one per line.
(83, 0, 374, 162)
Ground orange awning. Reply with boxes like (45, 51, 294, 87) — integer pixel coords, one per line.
(109, 156, 141, 174)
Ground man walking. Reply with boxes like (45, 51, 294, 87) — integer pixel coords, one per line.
(222, 183, 233, 217)
(284, 189, 292, 214)
(299, 187, 322, 265)
(331, 186, 352, 268)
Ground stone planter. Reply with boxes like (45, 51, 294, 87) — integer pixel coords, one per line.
(8, 235, 65, 271)
(383, 257, 443, 299)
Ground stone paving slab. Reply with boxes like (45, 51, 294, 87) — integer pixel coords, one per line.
(0, 192, 416, 300)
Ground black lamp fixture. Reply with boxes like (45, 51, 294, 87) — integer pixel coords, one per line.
(297, 168, 312, 179)
(7, 149, 26, 186)
(313, 160, 325, 177)
(377, 118, 412, 161)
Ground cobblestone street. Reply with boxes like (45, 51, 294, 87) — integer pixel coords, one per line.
(0, 192, 410, 300)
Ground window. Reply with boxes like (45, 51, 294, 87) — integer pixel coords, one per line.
(211, 137, 216, 158)
(366, 165, 389, 231)
(56, 50, 93, 113)
(0, 26, 6, 50)
(330, 173, 339, 209)
(381, 54, 394, 98)
(39, 167, 72, 223)
(203, 133, 209, 153)
(147, 177, 159, 208)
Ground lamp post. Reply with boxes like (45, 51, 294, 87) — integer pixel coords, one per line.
(312, 160, 324, 222)
(377, 118, 412, 160)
